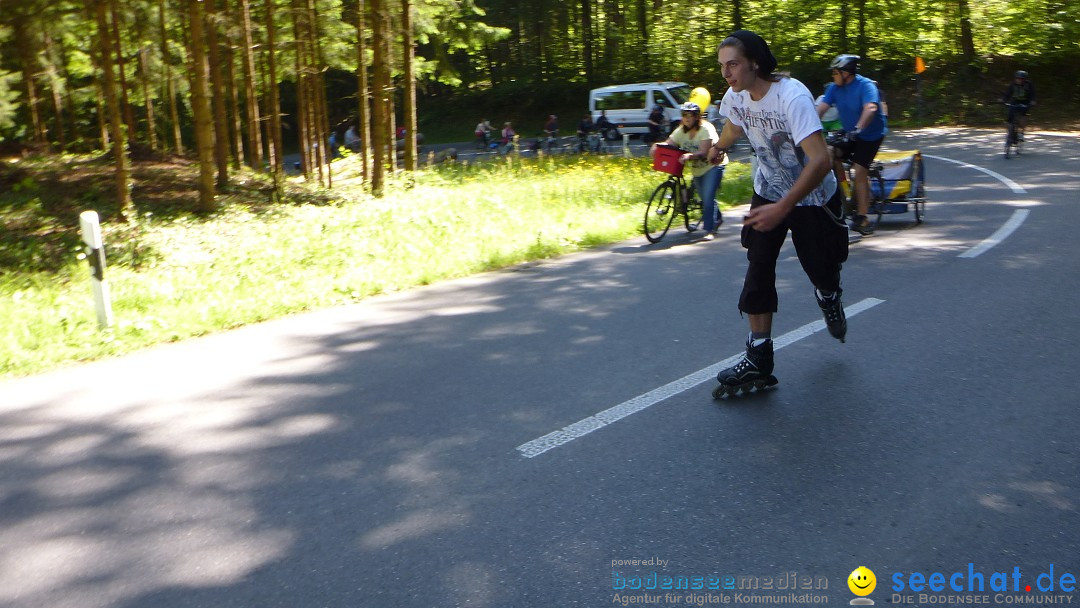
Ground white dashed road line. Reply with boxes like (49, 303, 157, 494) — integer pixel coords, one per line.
(517, 297, 886, 458)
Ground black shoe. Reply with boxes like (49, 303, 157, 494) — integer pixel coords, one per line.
(816, 289, 847, 342)
(851, 215, 874, 235)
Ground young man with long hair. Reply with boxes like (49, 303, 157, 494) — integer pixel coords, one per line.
(707, 30, 850, 396)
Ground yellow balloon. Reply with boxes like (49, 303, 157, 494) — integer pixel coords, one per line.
(689, 87, 711, 111)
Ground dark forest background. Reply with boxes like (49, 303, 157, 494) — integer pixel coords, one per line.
(1, 0, 1077, 202)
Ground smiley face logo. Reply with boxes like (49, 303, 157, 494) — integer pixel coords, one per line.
(848, 566, 877, 596)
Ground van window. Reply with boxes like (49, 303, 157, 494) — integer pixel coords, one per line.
(666, 84, 692, 105)
(594, 90, 647, 111)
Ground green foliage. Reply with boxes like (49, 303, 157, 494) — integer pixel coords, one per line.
(0, 23, 21, 139)
(2, 0, 1077, 150)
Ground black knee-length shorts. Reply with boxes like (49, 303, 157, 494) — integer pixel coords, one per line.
(738, 190, 849, 315)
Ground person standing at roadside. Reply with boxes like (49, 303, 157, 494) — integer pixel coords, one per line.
(816, 54, 888, 235)
(646, 104, 666, 143)
(706, 30, 849, 396)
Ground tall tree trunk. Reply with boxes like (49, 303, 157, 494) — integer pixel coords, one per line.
(94, 0, 133, 220)
(856, 0, 867, 59)
(42, 26, 67, 150)
(239, 0, 263, 169)
(603, 0, 620, 80)
(298, 0, 321, 185)
(581, 0, 593, 85)
(13, 16, 47, 146)
(223, 0, 245, 169)
(730, 0, 743, 30)
(355, 0, 372, 184)
(382, 7, 394, 167)
(292, 0, 311, 178)
(109, 0, 137, 144)
(187, 0, 217, 212)
(205, 0, 230, 187)
(86, 15, 111, 152)
(401, 0, 417, 173)
(57, 33, 80, 145)
(957, 0, 976, 63)
(265, 0, 284, 189)
(369, 0, 389, 195)
(839, 1, 849, 51)
(636, 0, 648, 68)
(159, 0, 183, 153)
(308, 0, 331, 187)
(137, 47, 158, 151)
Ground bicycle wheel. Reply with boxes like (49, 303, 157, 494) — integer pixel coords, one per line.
(644, 180, 678, 243)
(1005, 124, 1014, 159)
(683, 184, 703, 232)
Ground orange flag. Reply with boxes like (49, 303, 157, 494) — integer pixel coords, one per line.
(915, 56, 926, 74)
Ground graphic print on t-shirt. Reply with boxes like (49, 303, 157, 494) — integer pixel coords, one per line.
(720, 78, 836, 206)
(730, 106, 808, 203)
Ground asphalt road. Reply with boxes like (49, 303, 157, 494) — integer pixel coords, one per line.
(2, 128, 1078, 608)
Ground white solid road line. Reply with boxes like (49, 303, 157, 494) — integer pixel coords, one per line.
(923, 154, 1027, 194)
(517, 297, 886, 458)
(959, 209, 1031, 258)
(919, 154, 1030, 258)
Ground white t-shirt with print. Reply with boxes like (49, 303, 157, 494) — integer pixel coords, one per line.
(720, 77, 837, 206)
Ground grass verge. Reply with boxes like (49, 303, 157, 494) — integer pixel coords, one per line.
(1, 151, 752, 378)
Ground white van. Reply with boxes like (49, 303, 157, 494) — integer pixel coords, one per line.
(588, 82, 692, 137)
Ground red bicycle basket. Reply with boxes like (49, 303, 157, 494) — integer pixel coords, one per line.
(652, 145, 684, 175)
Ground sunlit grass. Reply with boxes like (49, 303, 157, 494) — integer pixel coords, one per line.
(1, 153, 751, 377)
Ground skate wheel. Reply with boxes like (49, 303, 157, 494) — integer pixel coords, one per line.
(712, 385, 725, 400)
(740, 385, 751, 394)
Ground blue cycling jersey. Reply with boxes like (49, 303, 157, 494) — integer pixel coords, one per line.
(823, 74, 888, 141)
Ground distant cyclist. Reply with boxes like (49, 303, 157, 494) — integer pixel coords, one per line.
(1002, 70, 1036, 136)
(576, 112, 596, 151)
(816, 54, 887, 235)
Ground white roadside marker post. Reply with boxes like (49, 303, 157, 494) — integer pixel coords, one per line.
(78, 210, 114, 329)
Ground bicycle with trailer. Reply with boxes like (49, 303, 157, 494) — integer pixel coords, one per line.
(825, 130, 928, 230)
(1003, 102, 1029, 159)
(643, 144, 705, 243)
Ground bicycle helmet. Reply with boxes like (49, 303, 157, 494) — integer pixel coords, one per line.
(829, 54, 860, 74)
(1014, 70, 1028, 79)
(679, 102, 701, 114)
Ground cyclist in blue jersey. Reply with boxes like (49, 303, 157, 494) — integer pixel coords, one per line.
(817, 54, 887, 235)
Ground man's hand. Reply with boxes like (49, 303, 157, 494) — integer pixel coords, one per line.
(707, 147, 727, 164)
(744, 203, 789, 232)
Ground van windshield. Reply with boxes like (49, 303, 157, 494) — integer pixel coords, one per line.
(667, 85, 692, 105)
